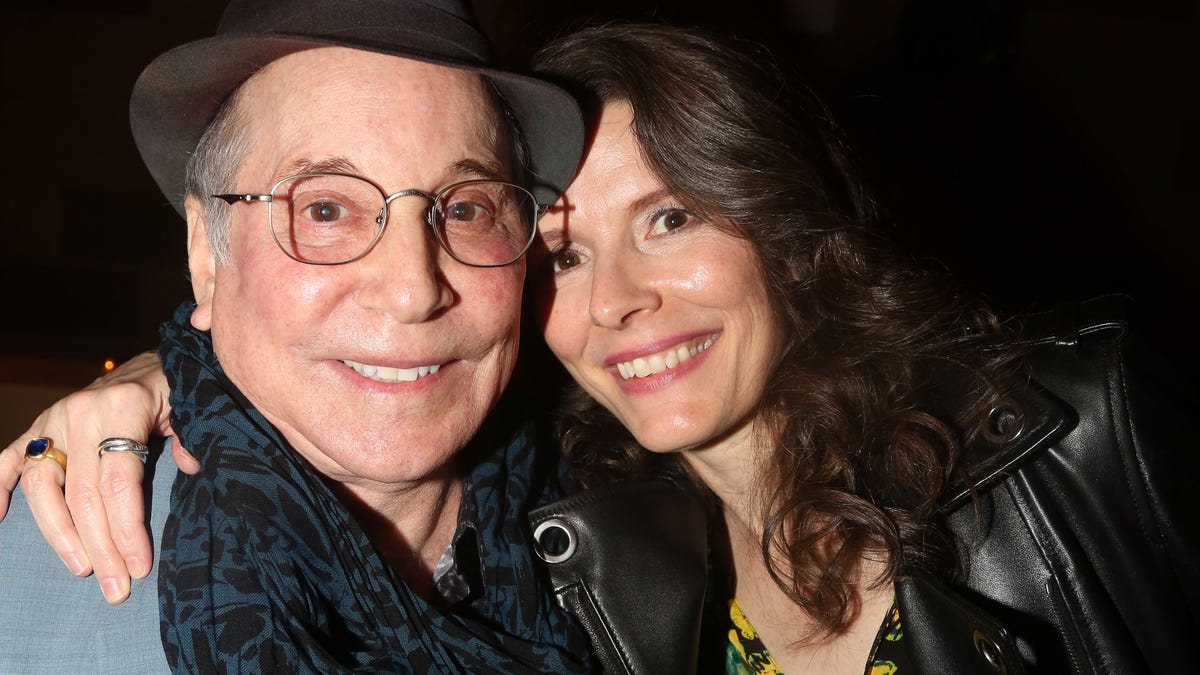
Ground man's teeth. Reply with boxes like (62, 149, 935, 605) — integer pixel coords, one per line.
(614, 336, 714, 380)
(343, 359, 441, 383)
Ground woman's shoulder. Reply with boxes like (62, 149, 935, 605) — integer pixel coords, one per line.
(943, 293, 1199, 674)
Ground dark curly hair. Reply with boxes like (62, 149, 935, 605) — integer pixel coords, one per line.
(532, 23, 1020, 639)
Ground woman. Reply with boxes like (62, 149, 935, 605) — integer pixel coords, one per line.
(4, 23, 1194, 674)
(529, 24, 1015, 673)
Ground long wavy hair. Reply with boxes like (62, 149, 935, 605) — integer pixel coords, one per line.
(532, 23, 1020, 638)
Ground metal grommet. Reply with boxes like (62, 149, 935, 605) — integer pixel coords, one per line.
(973, 629, 1007, 673)
(533, 518, 577, 564)
(982, 401, 1025, 444)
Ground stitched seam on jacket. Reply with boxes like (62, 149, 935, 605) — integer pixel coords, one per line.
(1108, 333, 1193, 667)
(1005, 475, 1092, 674)
(1112, 339, 1174, 565)
(580, 580, 635, 673)
(1106, 336, 1153, 553)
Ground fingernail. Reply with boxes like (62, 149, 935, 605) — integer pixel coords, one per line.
(126, 556, 149, 578)
(64, 553, 88, 576)
(101, 578, 127, 604)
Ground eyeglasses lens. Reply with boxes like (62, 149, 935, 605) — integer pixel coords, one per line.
(271, 174, 384, 264)
(270, 174, 536, 266)
(433, 180, 536, 266)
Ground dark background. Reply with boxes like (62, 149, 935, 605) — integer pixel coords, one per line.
(1, 0, 1196, 391)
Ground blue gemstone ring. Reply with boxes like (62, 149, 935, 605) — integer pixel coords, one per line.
(25, 437, 68, 472)
(98, 437, 150, 464)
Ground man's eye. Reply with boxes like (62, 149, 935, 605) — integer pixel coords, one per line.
(648, 208, 691, 236)
(447, 201, 488, 221)
(306, 201, 343, 222)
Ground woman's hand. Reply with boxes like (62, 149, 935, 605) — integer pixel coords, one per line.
(0, 351, 198, 604)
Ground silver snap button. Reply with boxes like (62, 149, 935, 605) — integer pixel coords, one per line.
(983, 403, 1024, 444)
(533, 518, 577, 564)
(973, 629, 1006, 673)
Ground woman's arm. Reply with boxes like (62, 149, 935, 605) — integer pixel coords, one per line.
(0, 351, 198, 603)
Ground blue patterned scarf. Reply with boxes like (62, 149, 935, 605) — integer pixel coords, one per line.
(157, 303, 590, 673)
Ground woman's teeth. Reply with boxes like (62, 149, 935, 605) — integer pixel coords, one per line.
(343, 359, 440, 383)
(614, 336, 714, 380)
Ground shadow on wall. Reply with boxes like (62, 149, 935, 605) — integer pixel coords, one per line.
(487, 0, 1200, 378)
(0, 355, 111, 442)
(0, 0, 1195, 380)
(0, 384, 81, 445)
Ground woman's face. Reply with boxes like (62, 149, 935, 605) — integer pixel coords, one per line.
(534, 101, 786, 454)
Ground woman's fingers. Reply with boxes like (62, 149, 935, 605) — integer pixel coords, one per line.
(17, 431, 96, 578)
(97, 445, 153, 579)
(8, 350, 173, 604)
(0, 434, 26, 521)
(172, 440, 200, 474)
(62, 381, 167, 603)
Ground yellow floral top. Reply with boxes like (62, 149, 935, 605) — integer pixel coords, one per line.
(725, 597, 908, 675)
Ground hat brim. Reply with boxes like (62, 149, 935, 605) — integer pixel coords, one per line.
(130, 35, 583, 214)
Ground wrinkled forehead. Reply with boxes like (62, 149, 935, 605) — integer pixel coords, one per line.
(232, 47, 510, 181)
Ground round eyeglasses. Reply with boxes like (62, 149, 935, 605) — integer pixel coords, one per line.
(212, 173, 546, 267)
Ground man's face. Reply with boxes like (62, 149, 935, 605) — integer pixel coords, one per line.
(187, 47, 524, 491)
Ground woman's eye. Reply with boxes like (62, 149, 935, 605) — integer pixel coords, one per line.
(648, 208, 691, 236)
(550, 246, 586, 273)
(306, 201, 344, 222)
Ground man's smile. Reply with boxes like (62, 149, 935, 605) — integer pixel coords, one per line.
(342, 358, 443, 383)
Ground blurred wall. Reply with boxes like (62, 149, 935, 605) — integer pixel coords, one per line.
(1, 0, 1195, 405)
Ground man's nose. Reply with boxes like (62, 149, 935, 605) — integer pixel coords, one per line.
(588, 252, 661, 329)
(356, 198, 453, 323)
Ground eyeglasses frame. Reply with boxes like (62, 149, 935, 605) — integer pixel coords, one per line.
(212, 172, 549, 268)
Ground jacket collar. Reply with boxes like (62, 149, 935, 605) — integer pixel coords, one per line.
(941, 379, 1077, 514)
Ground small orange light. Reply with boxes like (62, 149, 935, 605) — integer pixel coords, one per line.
(104, 359, 116, 372)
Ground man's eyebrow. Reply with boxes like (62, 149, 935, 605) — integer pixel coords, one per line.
(280, 156, 362, 177)
(278, 156, 507, 186)
(447, 158, 506, 182)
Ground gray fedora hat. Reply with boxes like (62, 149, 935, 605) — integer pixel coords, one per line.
(130, 0, 583, 215)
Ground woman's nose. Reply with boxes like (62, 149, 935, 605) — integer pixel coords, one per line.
(588, 253, 661, 329)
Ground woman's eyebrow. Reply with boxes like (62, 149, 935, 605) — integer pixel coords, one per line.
(537, 227, 566, 248)
(625, 189, 675, 218)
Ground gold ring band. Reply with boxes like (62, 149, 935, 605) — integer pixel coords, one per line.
(39, 448, 69, 472)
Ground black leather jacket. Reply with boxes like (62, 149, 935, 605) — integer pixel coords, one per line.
(530, 296, 1199, 674)
(928, 295, 1200, 674)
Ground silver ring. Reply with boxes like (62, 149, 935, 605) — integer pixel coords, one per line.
(97, 437, 150, 464)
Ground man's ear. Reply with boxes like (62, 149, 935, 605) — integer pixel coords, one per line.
(184, 195, 217, 331)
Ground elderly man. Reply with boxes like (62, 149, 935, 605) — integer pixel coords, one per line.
(0, 0, 590, 671)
